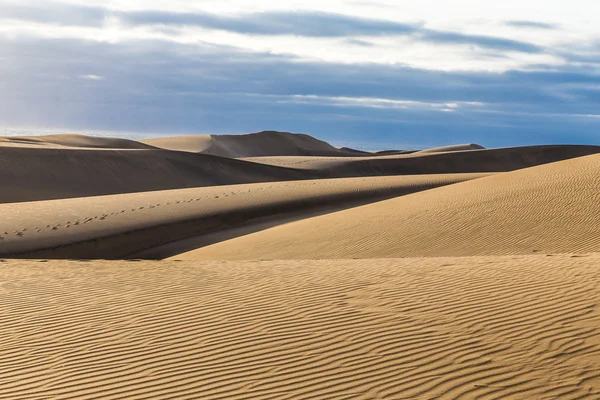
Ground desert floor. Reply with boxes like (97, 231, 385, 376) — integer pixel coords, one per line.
(2, 131, 600, 399)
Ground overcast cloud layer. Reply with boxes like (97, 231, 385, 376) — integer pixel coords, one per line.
(1, 0, 599, 148)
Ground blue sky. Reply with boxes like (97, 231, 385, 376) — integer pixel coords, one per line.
(1, 0, 599, 148)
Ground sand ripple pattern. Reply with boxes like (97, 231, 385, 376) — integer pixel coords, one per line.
(182, 153, 600, 259)
(2, 254, 600, 399)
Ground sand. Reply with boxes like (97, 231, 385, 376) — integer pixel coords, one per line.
(241, 144, 600, 173)
(4, 131, 600, 398)
(2, 254, 600, 399)
(1, 132, 597, 203)
(0, 146, 321, 203)
(143, 130, 360, 157)
(174, 152, 600, 260)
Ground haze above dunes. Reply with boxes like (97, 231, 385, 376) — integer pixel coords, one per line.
(3, 130, 600, 398)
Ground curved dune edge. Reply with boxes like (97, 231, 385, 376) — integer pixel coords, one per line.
(0, 174, 487, 259)
(2, 254, 600, 399)
(176, 153, 600, 260)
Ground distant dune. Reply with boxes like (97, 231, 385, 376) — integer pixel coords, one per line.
(144, 130, 361, 157)
(139, 134, 213, 152)
(2, 132, 596, 203)
(176, 152, 600, 260)
(242, 144, 600, 174)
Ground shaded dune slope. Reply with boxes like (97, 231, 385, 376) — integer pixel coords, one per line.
(0, 147, 318, 203)
(3, 254, 600, 399)
(0, 174, 486, 259)
(178, 153, 600, 260)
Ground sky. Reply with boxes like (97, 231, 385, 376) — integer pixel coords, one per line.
(1, 0, 599, 148)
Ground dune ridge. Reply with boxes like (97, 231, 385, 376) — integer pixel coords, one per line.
(176, 152, 600, 260)
(2, 254, 600, 399)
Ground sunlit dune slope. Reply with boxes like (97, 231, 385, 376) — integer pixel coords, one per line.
(0, 174, 485, 259)
(3, 254, 600, 399)
(177, 153, 600, 260)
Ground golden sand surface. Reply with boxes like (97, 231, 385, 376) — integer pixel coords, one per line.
(2, 254, 600, 399)
(176, 152, 600, 260)
(3, 132, 600, 399)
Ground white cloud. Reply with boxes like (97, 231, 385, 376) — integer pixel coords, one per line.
(283, 94, 485, 112)
(1, 0, 598, 72)
(80, 74, 104, 80)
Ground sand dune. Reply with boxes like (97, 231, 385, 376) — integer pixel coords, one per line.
(144, 131, 360, 157)
(177, 153, 600, 260)
(3, 254, 600, 399)
(5, 132, 595, 204)
(4, 129, 600, 399)
(0, 174, 485, 259)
